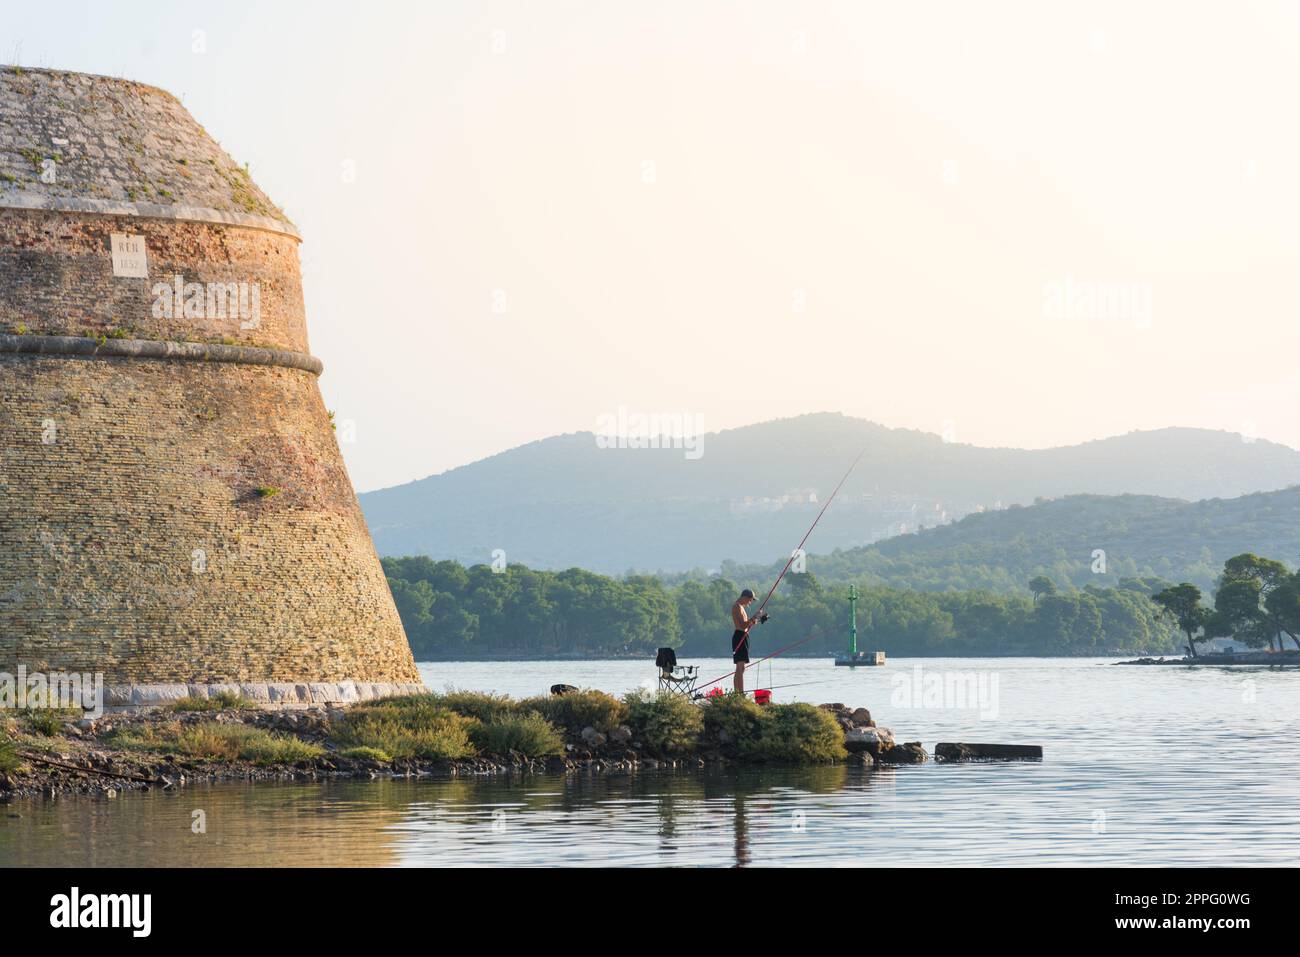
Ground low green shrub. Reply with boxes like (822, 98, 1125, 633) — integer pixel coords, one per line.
(228, 728, 324, 764)
(470, 712, 564, 757)
(0, 739, 21, 774)
(622, 689, 702, 756)
(702, 692, 765, 747)
(329, 699, 477, 760)
(22, 708, 71, 737)
(338, 745, 392, 763)
(428, 690, 519, 724)
(740, 703, 846, 763)
(523, 689, 627, 734)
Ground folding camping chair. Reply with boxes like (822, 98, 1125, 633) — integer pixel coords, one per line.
(655, 647, 699, 697)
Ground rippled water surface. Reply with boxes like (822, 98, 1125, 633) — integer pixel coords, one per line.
(3, 658, 1298, 866)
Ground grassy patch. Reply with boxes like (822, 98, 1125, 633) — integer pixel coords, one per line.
(22, 708, 77, 737)
(469, 712, 563, 757)
(426, 690, 519, 724)
(165, 691, 255, 713)
(329, 698, 476, 760)
(740, 703, 846, 763)
(110, 721, 322, 765)
(522, 689, 626, 734)
(622, 690, 703, 756)
(338, 745, 392, 763)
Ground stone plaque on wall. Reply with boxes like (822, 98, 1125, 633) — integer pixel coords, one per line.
(110, 233, 149, 278)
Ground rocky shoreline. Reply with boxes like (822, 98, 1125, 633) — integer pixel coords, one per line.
(0, 700, 932, 802)
(1117, 650, 1300, 666)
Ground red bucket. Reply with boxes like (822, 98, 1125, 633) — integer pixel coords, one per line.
(753, 689, 772, 706)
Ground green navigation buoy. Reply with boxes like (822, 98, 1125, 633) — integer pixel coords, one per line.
(835, 584, 885, 666)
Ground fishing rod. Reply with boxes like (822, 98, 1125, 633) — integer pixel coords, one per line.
(712, 677, 838, 698)
(695, 444, 870, 694)
(750, 679, 835, 694)
(695, 627, 829, 694)
(749, 444, 869, 623)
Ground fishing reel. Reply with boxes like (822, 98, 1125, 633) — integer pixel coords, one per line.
(757, 612, 770, 624)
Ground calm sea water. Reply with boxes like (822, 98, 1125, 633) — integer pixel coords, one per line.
(3, 658, 1298, 866)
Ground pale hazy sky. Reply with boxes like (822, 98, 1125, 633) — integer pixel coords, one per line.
(10, 1, 1300, 490)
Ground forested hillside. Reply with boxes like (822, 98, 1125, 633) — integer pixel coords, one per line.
(361, 414, 1300, 572)
(713, 487, 1300, 594)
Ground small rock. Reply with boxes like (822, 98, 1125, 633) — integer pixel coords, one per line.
(580, 727, 606, 748)
(879, 742, 928, 765)
(845, 726, 894, 755)
(851, 708, 872, 725)
(844, 727, 882, 754)
(608, 725, 632, 745)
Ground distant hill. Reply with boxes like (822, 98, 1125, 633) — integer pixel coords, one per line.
(720, 487, 1300, 594)
(359, 413, 1300, 574)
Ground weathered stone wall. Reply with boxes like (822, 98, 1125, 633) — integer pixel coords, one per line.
(0, 67, 421, 690)
(0, 354, 420, 684)
(0, 209, 306, 349)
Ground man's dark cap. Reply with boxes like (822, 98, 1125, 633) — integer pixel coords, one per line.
(740, 588, 756, 599)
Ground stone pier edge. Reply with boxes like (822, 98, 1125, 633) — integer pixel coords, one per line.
(0, 333, 324, 375)
(104, 681, 428, 711)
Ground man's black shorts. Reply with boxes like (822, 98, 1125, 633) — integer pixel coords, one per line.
(731, 629, 750, 663)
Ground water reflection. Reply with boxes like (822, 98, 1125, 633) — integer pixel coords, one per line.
(732, 793, 750, 867)
(0, 782, 411, 867)
(3, 755, 1299, 867)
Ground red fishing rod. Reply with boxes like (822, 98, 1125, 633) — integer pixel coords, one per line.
(695, 627, 829, 695)
(695, 444, 869, 693)
(751, 444, 868, 622)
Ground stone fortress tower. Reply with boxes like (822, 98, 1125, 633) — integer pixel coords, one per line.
(0, 67, 422, 706)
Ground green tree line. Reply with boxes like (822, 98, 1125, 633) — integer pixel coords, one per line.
(383, 556, 1183, 659)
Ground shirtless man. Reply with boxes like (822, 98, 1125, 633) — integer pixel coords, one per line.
(730, 588, 768, 693)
